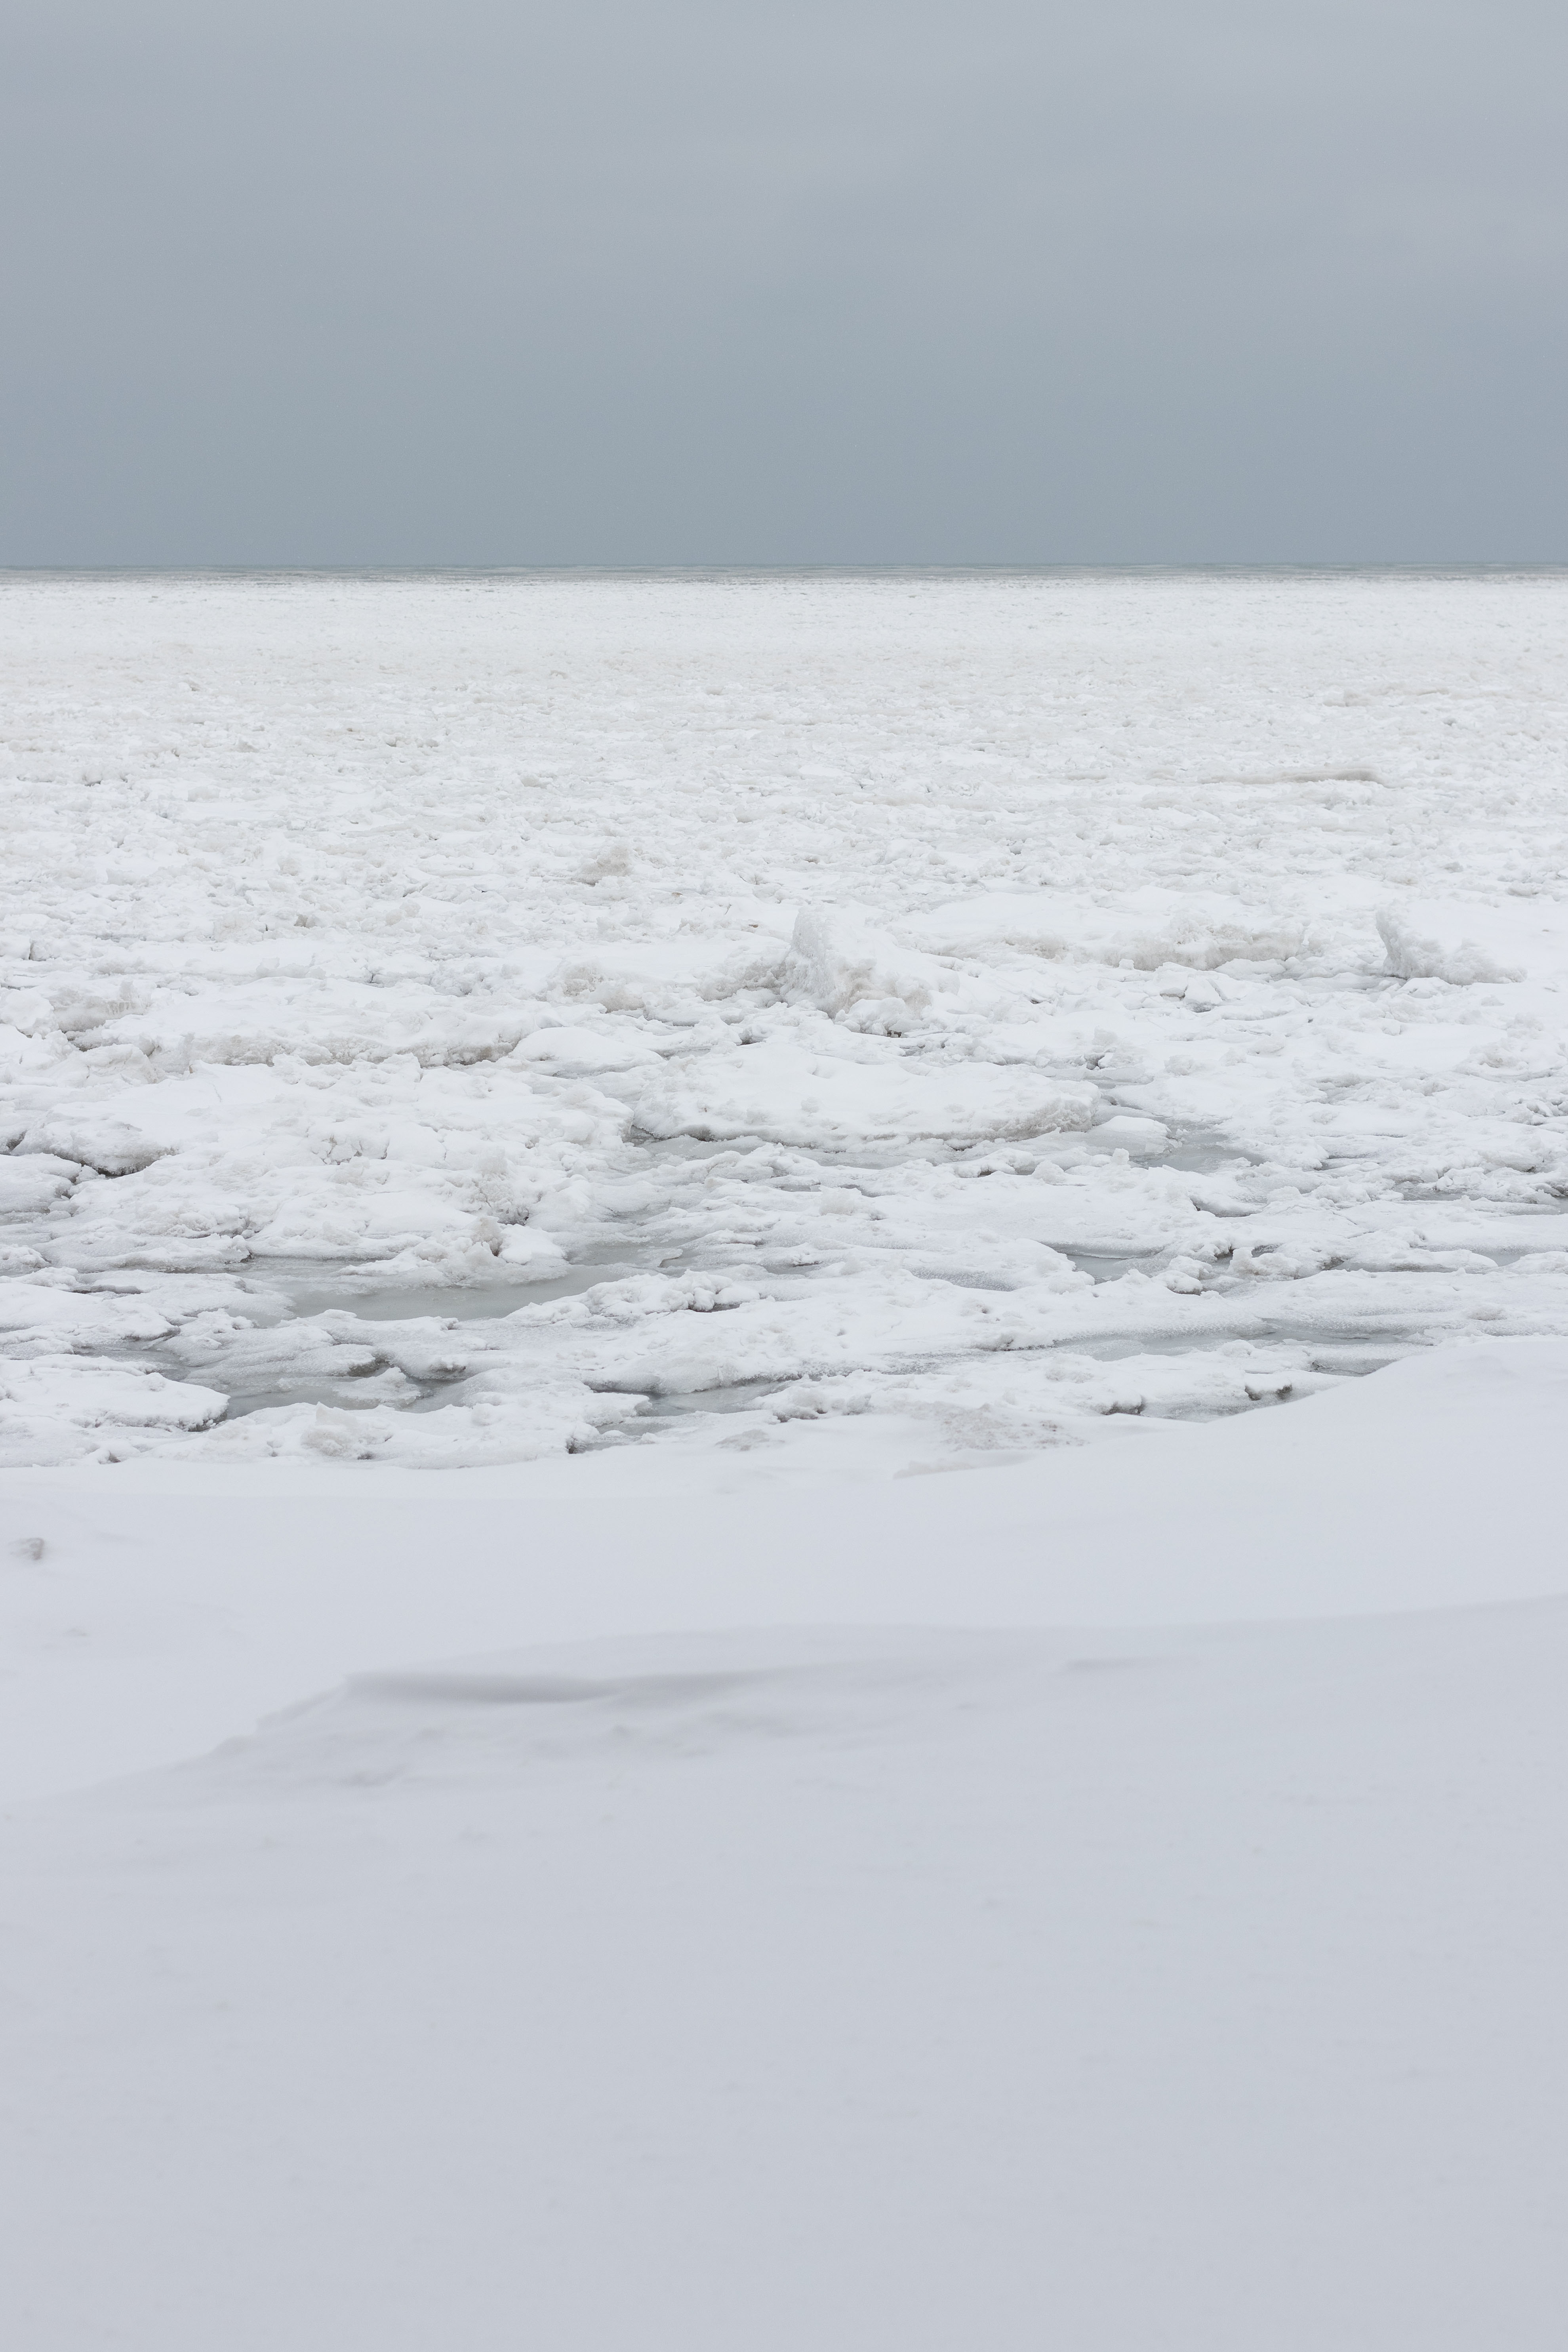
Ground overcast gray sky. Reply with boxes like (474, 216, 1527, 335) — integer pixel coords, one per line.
(2, 0, 1564, 564)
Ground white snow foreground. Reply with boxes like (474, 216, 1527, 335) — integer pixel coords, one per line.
(4, 1339, 1568, 2350)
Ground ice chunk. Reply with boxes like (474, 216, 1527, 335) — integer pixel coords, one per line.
(783, 906, 944, 1021)
(1377, 906, 1524, 986)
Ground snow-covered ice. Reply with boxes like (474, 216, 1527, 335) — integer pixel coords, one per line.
(4, 571, 1568, 2346)
(4, 568, 1568, 1467)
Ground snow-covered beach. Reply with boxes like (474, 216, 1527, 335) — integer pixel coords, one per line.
(4, 570, 1568, 2346)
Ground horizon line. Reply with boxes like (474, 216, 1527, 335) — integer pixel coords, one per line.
(4, 560, 1567, 582)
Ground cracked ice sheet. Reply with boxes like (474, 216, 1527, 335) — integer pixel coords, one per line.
(3, 567, 1568, 1471)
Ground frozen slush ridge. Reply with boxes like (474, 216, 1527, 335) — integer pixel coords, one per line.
(3, 569, 1568, 1468)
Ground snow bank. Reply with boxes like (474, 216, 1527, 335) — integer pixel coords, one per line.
(5, 1334, 1566, 1798)
(2, 1338, 1567, 2351)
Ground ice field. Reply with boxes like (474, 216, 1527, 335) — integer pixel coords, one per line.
(4, 568, 1568, 1471)
(4, 570, 1568, 2348)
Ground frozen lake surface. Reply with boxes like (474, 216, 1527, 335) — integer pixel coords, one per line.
(4, 568, 1568, 1471)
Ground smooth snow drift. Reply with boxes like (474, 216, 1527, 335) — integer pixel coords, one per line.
(5, 1339, 1568, 2352)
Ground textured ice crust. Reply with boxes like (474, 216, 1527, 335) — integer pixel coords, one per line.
(3, 568, 1568, 1469)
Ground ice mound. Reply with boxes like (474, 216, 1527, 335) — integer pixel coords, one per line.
(783, 905, 948, 1026)
(632, 1033, 1098, 1149)
(17, 1117, 166, 1176)
(0, 1356, 226, 1465)
(1377, 906, 1525, 986)
(899, 888, 1307, 972)
(549, 931, 793, 1013)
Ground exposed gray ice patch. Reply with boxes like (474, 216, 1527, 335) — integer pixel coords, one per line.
(911, 1267, 1021, 1292)
(602, 1378, 794, 1424)
(274, 1269, 644, 1320)
(1157, 1133, 1263, 1175)
(1054, 1249, 1163, 1282)
(1065, 1329, 1414, 1369)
